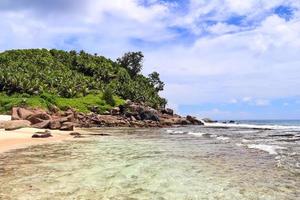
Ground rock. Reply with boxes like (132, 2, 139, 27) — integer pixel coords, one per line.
(160, 118, 174, 126)
(139, 111, 160, 121)
(59, 114, 74, 123)
(0, 121, 6, 129)
(32, 120, 50, 129)
(103, 111, 110, 115)
(130, 116, 136, 121)
(27, 113, 51, 124)
(202, 118, 216, 123)
(49, 105, 59, 113)
(70, 132, 81, 136)
(180, 119, 190, 125)
(110, 107, 120, 115)
(11, 107, 20, 120)
(49, 120, 61, 129)
(32, 130, 52, 138)
(60, 122, 75, 131)
(4, 120, 31, 131)
(119, 105, 125, 114)
(161, 108, 174, 116)
(186, 115, 204, 125)
(73, 135, 85, 138)
(17, 108, 34, 119)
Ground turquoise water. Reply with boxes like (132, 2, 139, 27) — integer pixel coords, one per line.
(0, 127, 299, 199)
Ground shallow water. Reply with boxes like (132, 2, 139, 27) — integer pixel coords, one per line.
(0, 127, 299, 199)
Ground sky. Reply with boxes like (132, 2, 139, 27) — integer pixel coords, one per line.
(1, 0, 300, 120)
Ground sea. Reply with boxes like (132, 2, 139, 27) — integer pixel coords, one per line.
(0, 120, 299, 199)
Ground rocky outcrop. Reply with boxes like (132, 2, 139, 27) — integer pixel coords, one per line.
(9, 102, 204, 130)
(186, 115, 204, 125)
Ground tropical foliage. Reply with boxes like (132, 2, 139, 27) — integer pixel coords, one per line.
(0, 49, 166, 112)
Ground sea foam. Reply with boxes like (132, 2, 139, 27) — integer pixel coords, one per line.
(247, 144, 286, 155)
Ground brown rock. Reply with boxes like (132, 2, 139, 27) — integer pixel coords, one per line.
(161, 108, 174, 116)
(32, 120, 50, 129)
(27, 113, 51, 124)
(4, 120, 31, 131)
(186, 115, 204, 125)
(69, 132, 81, 136)
(49, 120, 61, 129)
(110, 107, 120, 115)
(60, 122, 75, 131)
(32, 130, 52, 138)
(59, 114, 74, 123)
(18, 108, 34, 119)
(49, 105, 59, 113)
(11, 107, 21, 120)
(0, 121, 6, 129)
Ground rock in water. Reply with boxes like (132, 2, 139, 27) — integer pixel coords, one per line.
(32, 130, 52, 138)
(69, 132, 81, 136)
(187, 115, 204, 125)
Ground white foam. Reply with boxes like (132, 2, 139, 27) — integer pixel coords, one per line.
(235, 143, 243, 147)
(203, 122, 300, 131)
(216, 136, 230, 141)
(166, 130, 173, 133)
(242, 139, 250, 143)
(247, 144, 286, 155)
(188, 132, 206, 137)
(166, 130, 185, 134)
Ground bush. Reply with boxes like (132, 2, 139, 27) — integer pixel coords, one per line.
(103, 87, 115, 106)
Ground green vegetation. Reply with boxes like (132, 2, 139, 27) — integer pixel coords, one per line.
(0, 92, 124, 114)
(0, 49, 166, 113)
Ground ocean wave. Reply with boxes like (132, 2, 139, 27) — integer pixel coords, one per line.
(247, 144, 287, 155)
(216, 136, 230, 141)
(166, 130, 186, 134)
(187, 132, 207, 137)
(203, 122, 300, 131)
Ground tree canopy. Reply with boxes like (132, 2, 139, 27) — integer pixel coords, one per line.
(0, 49, 166, 109)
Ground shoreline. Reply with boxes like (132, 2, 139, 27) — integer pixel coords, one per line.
(0, 127, 78, 154)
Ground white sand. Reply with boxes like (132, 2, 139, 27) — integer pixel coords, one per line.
(0, 115, 11, 121)
(0, 127, 76, 154)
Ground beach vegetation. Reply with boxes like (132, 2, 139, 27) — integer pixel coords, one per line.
(0, 49, 166, 113)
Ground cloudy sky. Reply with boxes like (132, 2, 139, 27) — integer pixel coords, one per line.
(1, 0, 300, 119)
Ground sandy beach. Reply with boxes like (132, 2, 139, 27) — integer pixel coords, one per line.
(0, 115, 77, 154)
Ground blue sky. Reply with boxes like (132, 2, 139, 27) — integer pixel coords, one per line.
(1, 0, 300, 120)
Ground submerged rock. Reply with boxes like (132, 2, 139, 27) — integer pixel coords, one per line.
(69, 132, 81, 136)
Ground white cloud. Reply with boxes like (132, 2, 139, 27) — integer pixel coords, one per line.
(255, 99, 270, 106)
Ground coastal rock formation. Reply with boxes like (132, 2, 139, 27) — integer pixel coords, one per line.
(10, 102, 203, 130)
